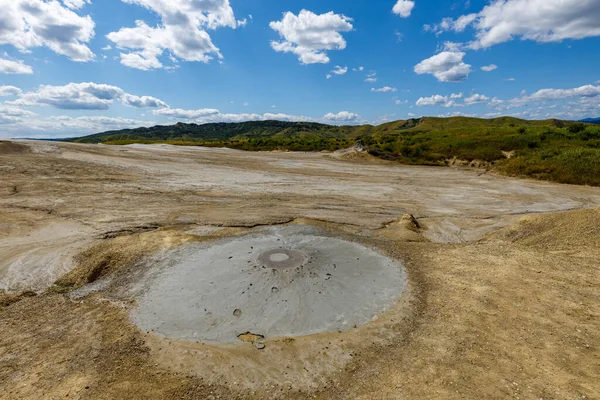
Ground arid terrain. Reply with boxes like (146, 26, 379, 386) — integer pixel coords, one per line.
(1, 140, 599, 399)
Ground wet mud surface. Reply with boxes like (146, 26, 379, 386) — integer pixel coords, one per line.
(124, 225, 406, 343)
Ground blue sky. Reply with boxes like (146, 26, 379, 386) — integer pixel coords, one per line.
(0, 0, 599, 138)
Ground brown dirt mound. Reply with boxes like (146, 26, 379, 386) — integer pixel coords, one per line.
(0, 141, 30, 155)
(488, 207, 600, 249)
(330, 150, 384, 163)
(375, 214, 429, 242)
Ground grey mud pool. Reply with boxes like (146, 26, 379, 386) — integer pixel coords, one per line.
(128, 226, 407, 343)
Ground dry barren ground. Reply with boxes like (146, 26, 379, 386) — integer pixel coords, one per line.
(0, 140, 599, 399)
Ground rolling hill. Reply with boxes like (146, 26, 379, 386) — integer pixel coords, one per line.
(70, 116, 573, 144)
(71, 120, 346, 143)
(580, 118, 600, 125)
(69, 116, 600, 186)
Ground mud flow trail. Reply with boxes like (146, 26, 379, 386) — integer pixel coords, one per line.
(1, 141, 599, 399)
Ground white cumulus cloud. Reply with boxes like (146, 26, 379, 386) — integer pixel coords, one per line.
(2, 116, 157, 138)
(9, 82, 168, 110)
(488, 97, 505, 108)
(332, 65, 347, 75)
(49, 115, 155, 130)
(153, 108, 220, 119)
(365, 71, 377, 82)
(0, 56, 33, 74)
(392, 0, 415, 18)
(414, 51, 472, 82)
(0, 105, 36, 125)
(269, 10, 353, 64)
(152, 107, 313, 124)
(464, 93, 490, 105)
(437, 111, 476, 118)
(323, 111, 361, 123)
(432, 0, 600, 50)
(0, 86, 22, 96)
(416, 93, 464, 107)
(63, 0, 90, 10)
(0, 0, 95, 62)
(120, 93, 169, 108)
(107, 0, 240, 70)
(513, 84, 600, 105)
(481, 64, 497, 72)
(371, 86, 397, 93)
(327, 65, 347, 79)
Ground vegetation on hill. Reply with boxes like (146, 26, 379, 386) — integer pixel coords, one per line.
(73, 121, 349, 143)
(69, 117, 600, 186)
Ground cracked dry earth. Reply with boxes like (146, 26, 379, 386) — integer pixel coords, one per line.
(1, 140, 599, 400)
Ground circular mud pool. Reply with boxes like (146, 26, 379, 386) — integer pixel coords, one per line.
(131, 226, 406, 343)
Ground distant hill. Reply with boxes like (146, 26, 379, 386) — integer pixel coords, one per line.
(68, 116, 600, 187)
(70, 116, 573, 144)
(580, 118, 600, 125)
(71, 120, 345, 144)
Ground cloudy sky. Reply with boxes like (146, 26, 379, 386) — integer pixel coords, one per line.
(1, 0, 599, 138)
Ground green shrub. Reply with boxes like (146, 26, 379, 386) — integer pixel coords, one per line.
(578, 127, 600, 141)
(568, 123, 586, 134)
(500, 148, 600, 186)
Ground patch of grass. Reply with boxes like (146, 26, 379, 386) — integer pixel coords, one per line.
(499, 148, 600, 186)
(47, 283, 75, 294)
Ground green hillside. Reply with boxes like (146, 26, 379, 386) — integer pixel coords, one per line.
(72, 120, 350, 143)
(69, 117, 600, 186)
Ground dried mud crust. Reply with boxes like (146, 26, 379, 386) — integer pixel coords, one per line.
(1, 142, 600, 399)
(1, 210, 599, 399)
(71, 224, 417, 395)
(0, 225, 422, 400)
